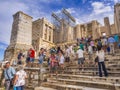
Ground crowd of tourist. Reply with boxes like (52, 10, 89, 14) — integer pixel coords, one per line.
(1, 34, 120, 90)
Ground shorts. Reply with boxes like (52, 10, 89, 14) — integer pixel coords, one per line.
(17, 60, 22, 65)
(51, 66, 57, 70)
(39, 59, 43, 64)
(26, 57, 30, 63)
(78, 58, 84, 64)
(30, 57, 34, 62)
(65, 57, 70, 62)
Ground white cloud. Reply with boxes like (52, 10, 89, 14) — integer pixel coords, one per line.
(92, 2, 112, 15)
(0, 0, 51, 45)
(0, 1, 29, 45)
(114, 0, 119, 3)
(74, 1, 114, 26)
(66, 8, 76, 14)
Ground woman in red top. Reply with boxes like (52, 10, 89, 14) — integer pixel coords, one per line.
(29, 48, 35, 67)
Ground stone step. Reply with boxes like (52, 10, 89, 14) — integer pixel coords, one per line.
(51, 74, 120, 83)
(34, 86, 56, 90)
(108, 64, 120, 68)
(42, 82, 109, 90)
(48, 78, 117, 90)
(59, 70, 120, 77)
(66, 67, 120, 72)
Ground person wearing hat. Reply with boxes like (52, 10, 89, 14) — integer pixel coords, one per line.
(4, 61, 16, 90)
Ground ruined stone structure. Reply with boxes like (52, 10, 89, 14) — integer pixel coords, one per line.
(4, 11, 33, 63)
(74, 20, 100, 40)
(104, 17, 112, 36)
(4, 3, 120, 62)
(32, 18, 55, 54)
(114, 3, 120, 34)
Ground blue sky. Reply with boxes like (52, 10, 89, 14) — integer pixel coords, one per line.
(0, 0, 120, 60)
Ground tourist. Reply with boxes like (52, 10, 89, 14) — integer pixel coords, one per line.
(88, 44, 93, 61)
(4, 61, 16, 90)
(76, 48, 85, 71)
(26, 50, 31, 66)
(114, 34, 119, 48)
(101, 37, 108, 52)
(79, 42, 84, 51)
(96, 47, 108, 77)
(107, 45, 110, 54)
(17, 51, 24, 65)
(50, 53, 58, 76)
(65, 46, 71, 63)
(108, 36, 115, 55)
(97, 39, 102, 49)
(29, 48, 35, 67)
(58, 50, 65, 71)
(56, 46, 61, 54)
(118, 42, 120, 49)
(90, 39, 95, 51)
(73, 44, 78, 53)
(13, 65, 27, 90)
(50, 47, 56, 54)
(38, 48, 45, 68)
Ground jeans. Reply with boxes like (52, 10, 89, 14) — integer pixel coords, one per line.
(30, 57, 34, 62)
(15, 86, 24, 90)
(39, 59, 43, 64)
(98, 62, 108, 77)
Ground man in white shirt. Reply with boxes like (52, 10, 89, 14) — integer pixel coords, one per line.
(65, 46, 71, 63)
(76, 48, 85, 71)
(96, 48, 108, 77)
(88, 44, 93, 61)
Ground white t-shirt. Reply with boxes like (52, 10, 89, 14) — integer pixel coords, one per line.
(59, 55, 65, 64)
(15, 70, 27, 87)
(88, 46, 93, 53)
(96, 50, 105, 62)
(76, 49, 84, 58)
(66, 48, 71, 57)
(102, 38, 107, 45)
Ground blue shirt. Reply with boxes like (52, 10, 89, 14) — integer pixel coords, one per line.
(108, 37, 115, 43)
(4, 67, 16, 80)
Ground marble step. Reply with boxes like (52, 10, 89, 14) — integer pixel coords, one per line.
(34, 86, 56, 90)
(66, 67, 120, 72)
(42, 82, 109, 90)
(58, 70, 120, 77)
(51, 74, 120, 83)
(48, 78, 117, 90)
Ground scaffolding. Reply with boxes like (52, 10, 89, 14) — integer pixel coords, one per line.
(51, 8, 76, 43)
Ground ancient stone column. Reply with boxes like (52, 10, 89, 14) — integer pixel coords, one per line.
(104, 17, 111, 36)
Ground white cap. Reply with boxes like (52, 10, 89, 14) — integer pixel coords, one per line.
(4, 61, 10, 64)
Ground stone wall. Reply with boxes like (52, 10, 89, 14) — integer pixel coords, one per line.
(4, 11, 33, 63)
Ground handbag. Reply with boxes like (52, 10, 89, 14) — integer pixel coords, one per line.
(95, 56, 99, 62)
(6, 69, 14, 88)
